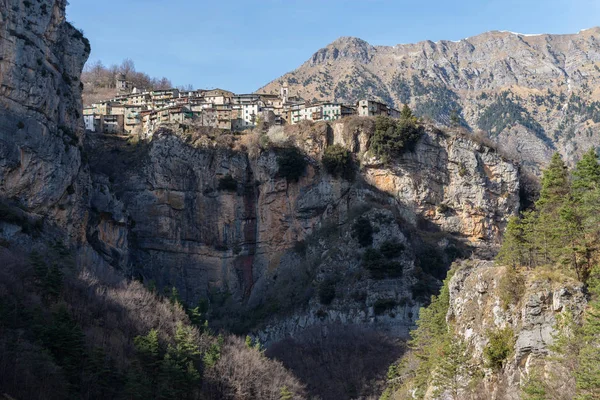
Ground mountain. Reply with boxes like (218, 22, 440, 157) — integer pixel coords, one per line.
(260, 28, 600, 170)
(1, 2, 596, 398)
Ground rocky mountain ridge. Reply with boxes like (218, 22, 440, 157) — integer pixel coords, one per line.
(1, 2, 591, 398)
(260, 28, 600, 170)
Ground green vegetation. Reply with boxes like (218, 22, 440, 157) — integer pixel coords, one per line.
(521, 368, 548, 400)
(276, 146, 307, 183)
(373, 298, 398, 315)
(362, 248, 403, 279)
(401, 268, 478, 398)
(126, 324, 203, 400)
(322, 144, 355, 180)
(551, 266, 600, 400)
(391, 75, 411, 104)
(369, 107, 424, 164)
(477, 91, 552, 147)
(483, 327, 514, 370)
(498, 265, 526, 310)
(413, 83, 464, 126)
(497, 150, 600, 282)
(217, 175, 238, 192)
(379, 240, 405, 259)
(0, 241, 304, 399)
(496, 148, 600, 398)
(352, 217, 374, 247)
(318, 278, 336, 305)
(333, 68, 394, 106)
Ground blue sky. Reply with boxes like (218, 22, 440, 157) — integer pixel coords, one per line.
(67, 0, 599, 93)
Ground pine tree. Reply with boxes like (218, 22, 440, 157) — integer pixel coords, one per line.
(401, 104, 415, 121)
(280, 385, 294, 400)
(134, 329, 161, 372)
(572, 148, 600, 195)
(572, 149, 600, 282)
(574, 267, 600, 399)
(169, 286, 181, 305)
(432, 339, 473, 400)
(203, 335, 223, 368)
(536, 153, 571, 266)
(497, 216, 527, 268)
(539, 153, 570, 205)
(521, 368, 548, 400)
(409, 270, 455, 398)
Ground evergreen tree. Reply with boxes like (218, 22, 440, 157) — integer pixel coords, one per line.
(203, 335, 223, 369)
(400, 104, 415, 121)
(574, 267, 600, 399)
(536, 153, 571, 265)
(280, 385, 294, 400)
(572, 148, 600, 195)
(521, 368, 548, 400)
(408, 270, 455, 398)
(497, 216, 527, 268)
(432, 339, 474, 400)
(42, 306, 86, 394)
(572, 149, 600, 281)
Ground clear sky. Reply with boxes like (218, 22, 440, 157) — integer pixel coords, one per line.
(67, 0, 599, 93)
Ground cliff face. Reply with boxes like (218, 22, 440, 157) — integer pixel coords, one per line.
(84, 119, 519, 339)
(260, 28, 600, 169)
(0, 0, 90, 240)
(445, 261, 586, 399)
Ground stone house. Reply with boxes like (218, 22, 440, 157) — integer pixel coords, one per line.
(124, 104, 145, 134)
(357, 99, 400, 118)
(102, 114, 124, 134)
(204, 89, 234, 106)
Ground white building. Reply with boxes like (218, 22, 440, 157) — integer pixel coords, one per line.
(84, 114, 96, 132)
(241, 102, 261, 128)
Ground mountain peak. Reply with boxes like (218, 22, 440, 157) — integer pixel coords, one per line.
(309, 36, 374, 65)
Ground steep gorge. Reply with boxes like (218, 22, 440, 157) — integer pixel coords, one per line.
(1, 2, 591, 399)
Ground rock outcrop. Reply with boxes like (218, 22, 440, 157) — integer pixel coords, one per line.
(84, 119, 520, 340)
(0, 0, 90, 240)
(446, 260, 586, 399)
(260, 28, 600, 169)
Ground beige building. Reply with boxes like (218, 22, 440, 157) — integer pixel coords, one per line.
(124, 105, 145, 134)
(204, 89, 234, 105)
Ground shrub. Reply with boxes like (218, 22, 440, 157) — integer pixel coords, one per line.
(276, 147, 307, 183)
(352, 217, 373, 247)
(217, 175, 238, 192)
(322, 144, 355, 180)
(362, 248, 403, 279)
(318, 278, 336, 305)
(370, 114, 424, 164)
(484, 327, 514, 370)
(373, 298, 397, 315)
(379, 241, 404, 259)
(17, 121, 24, 129)
(437, 203, 450, 214)
(498, 266, 526, 310)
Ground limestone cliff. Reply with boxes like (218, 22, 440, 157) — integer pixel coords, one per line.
(411, 260, 587, 400)
(84, 119, 519, 340)
(0, 0, 90, 241)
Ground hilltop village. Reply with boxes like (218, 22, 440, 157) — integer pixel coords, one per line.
(83, 74, 402, 135)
